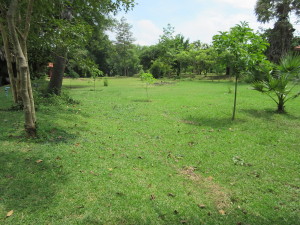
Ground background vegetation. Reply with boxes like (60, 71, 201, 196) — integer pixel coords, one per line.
(0, 0, 300, 224)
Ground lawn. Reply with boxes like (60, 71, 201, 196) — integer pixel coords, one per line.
(0, 77, 299, 224)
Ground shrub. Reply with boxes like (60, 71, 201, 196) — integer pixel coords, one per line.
(150, 60, 171, 78)
(104, 78, 108, 87)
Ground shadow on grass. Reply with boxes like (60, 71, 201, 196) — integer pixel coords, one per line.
(132, 99, 152, 103)
(241, 108, 300, 121)
(181, 115, 244, 129)
(0, 150, 66, 219)
(65, 85, 90, 89)
(0, 101, 82, 144)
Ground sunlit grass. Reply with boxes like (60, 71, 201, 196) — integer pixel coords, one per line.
(0, 77, 299, 224)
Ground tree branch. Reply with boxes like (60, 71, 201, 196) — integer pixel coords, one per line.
(24, 0, 34, 40)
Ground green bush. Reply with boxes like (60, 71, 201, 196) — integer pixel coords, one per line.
(150, 60, 171, 78)
(32, 78, 79, 108)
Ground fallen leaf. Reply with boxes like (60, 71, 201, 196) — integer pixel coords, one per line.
(36, 160, 43, 163)
(108, 168, 113, 171)
(242, 209, 248, 214)
(219, 210, 226, 215)
(188, 142, 195, 146)
(198, 204, 206, 209)
(6, 210, 13, 217)
(168, 193, 175, 197)
(181, 220, 187, 224)
(150, 194, 156, 200)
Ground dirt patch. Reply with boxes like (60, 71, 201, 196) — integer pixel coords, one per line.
(180, 166, 231, 210)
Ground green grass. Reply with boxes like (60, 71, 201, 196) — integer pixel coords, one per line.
(0, 77, 299, 224)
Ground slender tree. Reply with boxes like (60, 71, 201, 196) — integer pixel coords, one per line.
(113, 17, 136, 76)
(213, 22, 269, 120)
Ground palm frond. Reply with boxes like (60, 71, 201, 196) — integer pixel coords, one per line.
(278, 53, 300, 75)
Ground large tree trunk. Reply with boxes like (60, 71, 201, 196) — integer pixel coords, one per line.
(48, 51, 67, 95)
(7, 0, 36, 137)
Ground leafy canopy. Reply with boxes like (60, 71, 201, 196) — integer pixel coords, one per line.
(213, 21, 269, 76)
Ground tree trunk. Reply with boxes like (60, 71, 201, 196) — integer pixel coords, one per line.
(277, 97, 285, 113)
(0, 21, 20, 103)
(48, 52, 67, 95)
(226, 67, 230, 76)
(232, 75, 238, 121)
(7, 0, 36, 137)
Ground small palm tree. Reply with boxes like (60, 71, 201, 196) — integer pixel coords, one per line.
(252, 54, 300, 113)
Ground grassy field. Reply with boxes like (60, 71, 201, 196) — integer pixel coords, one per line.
(0, 77, 299, 224)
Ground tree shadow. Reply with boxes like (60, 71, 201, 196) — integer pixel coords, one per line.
(0, 99, 82, 144)
(181, 115, 245, 129)
(65, 85, 91, 89)
(132, 99, 152, 103)
(0, 150, 66, 217)
(241, 108, 300, 121)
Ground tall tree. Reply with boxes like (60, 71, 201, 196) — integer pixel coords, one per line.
(47, 1, 135, 94)
(2, 0, 37, 136)
(113, 17, 136, 76)
(255, 0, 300, 63)
(0, 0, 135, 136)
(157, 24, 190, 77)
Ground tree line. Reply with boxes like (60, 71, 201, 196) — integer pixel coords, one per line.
(0, 0, 299, 136)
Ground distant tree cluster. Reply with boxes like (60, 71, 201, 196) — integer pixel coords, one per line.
(1, 0, 300, 135)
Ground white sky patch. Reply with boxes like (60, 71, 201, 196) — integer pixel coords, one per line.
(109, 0, 298, 46)
(214, 0, 257, 9)
(134, 20, 162, 46)
(177, 10, 273, 44)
